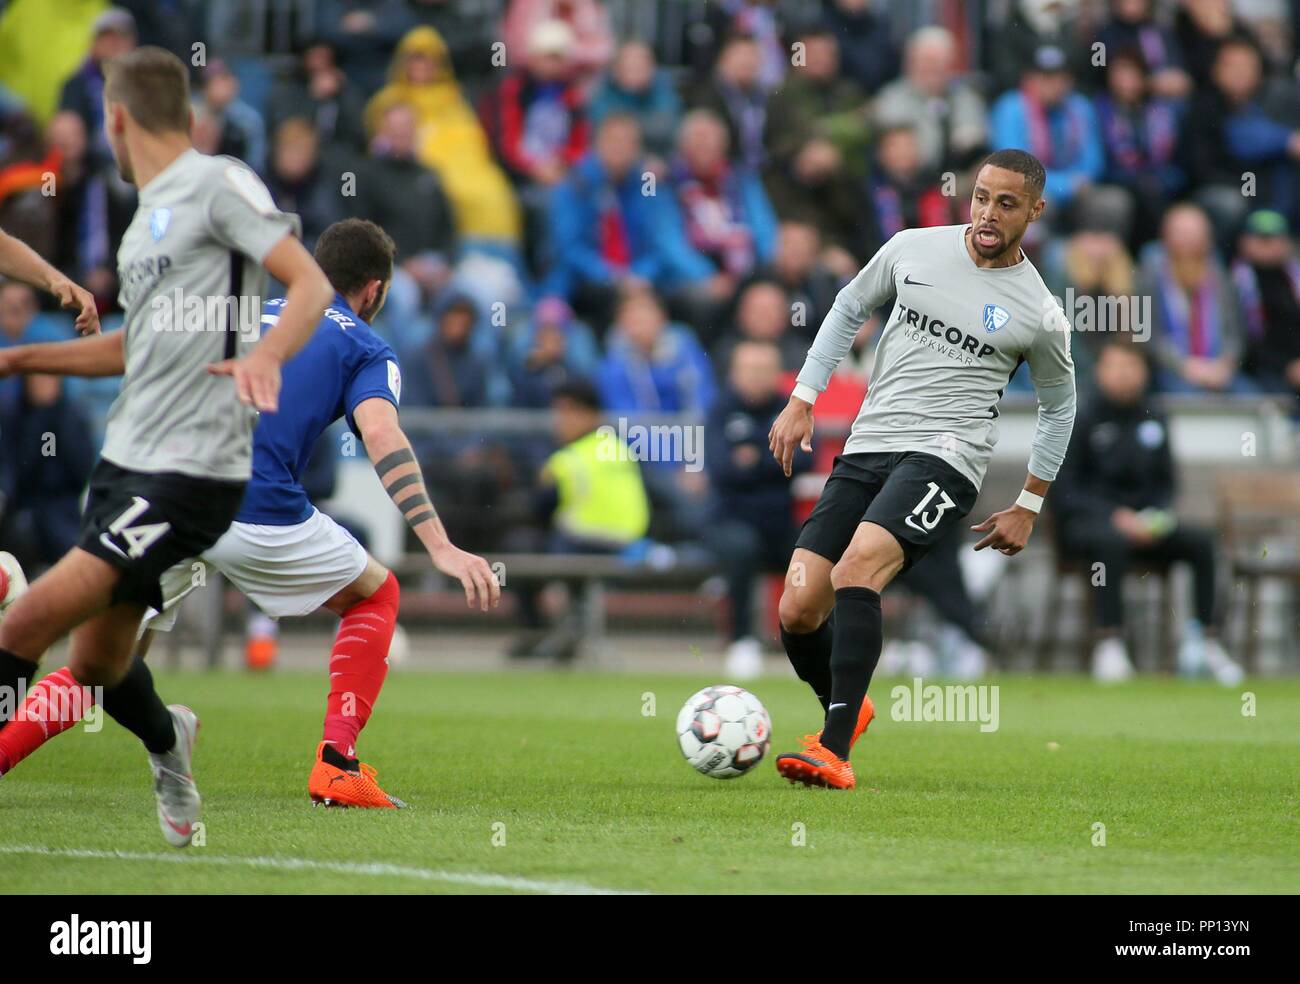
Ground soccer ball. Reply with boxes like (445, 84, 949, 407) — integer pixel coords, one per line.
(676, 685, 772, 779)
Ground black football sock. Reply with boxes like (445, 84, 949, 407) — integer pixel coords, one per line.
(321, 743, 360, 772)
(820, 587, 883, 760)
(101, 657, 177, 755)
(0, 649, 39, 724)
(780, 615, 834, 713)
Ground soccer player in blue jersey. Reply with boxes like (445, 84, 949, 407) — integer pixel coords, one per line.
(0, 219, 498, 822)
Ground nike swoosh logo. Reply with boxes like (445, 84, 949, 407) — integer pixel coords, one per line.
(829, 703, 847, 711)
(98, 533, 129, 560)
(903, 275, 933, 287)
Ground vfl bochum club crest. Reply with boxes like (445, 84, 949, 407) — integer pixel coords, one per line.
(982, 303, 1010, 333)
(149, 207, 172, 242)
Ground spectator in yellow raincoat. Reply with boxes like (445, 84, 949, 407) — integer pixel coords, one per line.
(365, 25, 521, 245)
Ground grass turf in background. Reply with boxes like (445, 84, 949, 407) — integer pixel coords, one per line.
(0, 671, 1295, 894)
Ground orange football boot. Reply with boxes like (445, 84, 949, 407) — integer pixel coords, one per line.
(775, 740, 856, 789)
(798, 694, 875, 753)
(308, 742, 406, 808)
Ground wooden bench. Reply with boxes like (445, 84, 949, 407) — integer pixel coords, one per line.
(1217, 472, 1300, 671)
(390, 551, 722, 661)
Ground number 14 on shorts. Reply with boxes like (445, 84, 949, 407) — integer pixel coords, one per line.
(101, 496, 172, 560)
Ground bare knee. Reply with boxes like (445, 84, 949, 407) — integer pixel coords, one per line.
(830, 548, 902, 593)
(323, 558, 391, 616)
(68, 654, 128, 689)
(0, 592, 54, 660)
(778, 589, 828, 634)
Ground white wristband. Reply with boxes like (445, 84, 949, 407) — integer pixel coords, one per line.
(791, 382, 820, 406)
(1016, 490, 1044, 514)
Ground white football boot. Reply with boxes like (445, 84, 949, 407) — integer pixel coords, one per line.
(1091, 636, 1135, 684)
(724, 637, 763, 681)
(1202, 638, 1245, 687)
(0, 551, 29, 620)
(150, 705, 201, 848)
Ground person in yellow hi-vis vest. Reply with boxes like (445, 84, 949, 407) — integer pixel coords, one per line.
(541, 380, 649, 549)
(510, 379, 649, 661)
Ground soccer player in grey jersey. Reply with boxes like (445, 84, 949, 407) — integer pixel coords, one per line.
(767, 149, 1077, 789)
(0, 48, 333, 844)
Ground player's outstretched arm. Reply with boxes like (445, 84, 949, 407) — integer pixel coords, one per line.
(971, 332, 1077, 555)
(0, 229, 99, 335)
(770, 233, 909, 476)
(768, 394, 814, 478)
(971, 472, 1052, 556)
(208, 235, 332, 412)
(0, 330, 124, 378)
(352, 397, 501, 612)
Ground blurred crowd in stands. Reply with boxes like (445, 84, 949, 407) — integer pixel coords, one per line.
(0, 0, 1297, 671)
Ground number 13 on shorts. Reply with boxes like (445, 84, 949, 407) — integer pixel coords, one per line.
(904, 481, 956, 534)
(102, 496, 172, 559)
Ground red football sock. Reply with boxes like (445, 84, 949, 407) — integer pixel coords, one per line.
(322, 572, 399, 760)
(0, 667, 96, 775)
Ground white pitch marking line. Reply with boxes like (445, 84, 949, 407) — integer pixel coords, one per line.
(0, 845, 647, 896)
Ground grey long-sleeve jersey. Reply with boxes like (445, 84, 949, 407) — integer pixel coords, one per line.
(792, 224, 1076, 490)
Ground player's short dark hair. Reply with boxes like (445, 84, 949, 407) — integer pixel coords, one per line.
(103, 46, 190, 134)
(313, 219, 396, 295)
(978, 148, 1047, 201)
(551, 379, 602, 412)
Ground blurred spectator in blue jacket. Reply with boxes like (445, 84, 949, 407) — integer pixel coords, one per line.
(703, 339, 808, 678)
(509, 297, 599, 409)
(589, 40, 682, 159)
(661, 109, 778, 333)
(991, 45, 1103, 220)
(545, 115, 699, 330)
(751, 220, 842, 339)
(194, 59, 268, 176)
(319, 0, 416, 96)
(861, 124, 951, 259)
(1093, 0, 1191, 98)
(1173, 0, 1258, 87)
(1181, 38, 1300, 236)
(58, 7, 136, 170)
(0, 373, 95, 575)
(401, 294, 496, 410)
(0, 282, 72, 347)
(400, 293, 516, 549)
(712, 279, 808, 374)
(689, 33, 770, 173)
(267, 39, 368, 151)
(822, 0, 900, 96)
(356, 102, 456, 318)
(988, 0, 1093, 95)
(1094, 47, 1185, 247)
(598, 287, 715, 414)
(1231, 209, 1300, 409)
(1136, 203, 1250, 394)
(265, 118, 346, 253)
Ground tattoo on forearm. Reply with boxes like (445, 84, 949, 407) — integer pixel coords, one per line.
(375, 448, 415, 474)
(376, 446, 438, 529)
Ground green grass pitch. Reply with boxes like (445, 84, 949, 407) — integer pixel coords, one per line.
(0, 670, 1296, 894)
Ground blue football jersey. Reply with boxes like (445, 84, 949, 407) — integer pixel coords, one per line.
(236, 294, 401, 525)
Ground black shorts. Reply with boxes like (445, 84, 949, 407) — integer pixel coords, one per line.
(78, 459, 247, 610)
(795, 451, 979, 573)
